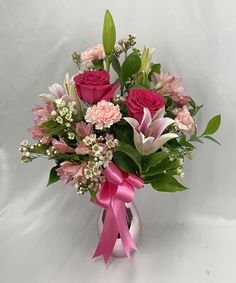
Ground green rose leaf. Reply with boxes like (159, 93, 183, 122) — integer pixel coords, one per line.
(102, 10, 116, 56)
(148, 63, 161, 80)
(145, 160, 180, 177)
(202, 114, 221, 136)
(151, 174, 188, 192)
(47, 166, 60, 187)
(142, 151, 169, 172)
(110, 54, 121, 77)
(115, 141, 142, 172)
(121, 52, 141, 84)
(179, 137, 196, 149)
(43, 125, 65, 136)
(113, 151, 139, 174)
(92, 59, 104, 70)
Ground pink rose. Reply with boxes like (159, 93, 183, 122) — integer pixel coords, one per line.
(32, 101, 55, 123)
(80, 44, 105, 63)
(126, 88, 165, 123)
(74, 70, 119, 104)
(173, 106, 195, 134)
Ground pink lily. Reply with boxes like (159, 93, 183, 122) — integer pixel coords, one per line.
(124, 107, 178, 155)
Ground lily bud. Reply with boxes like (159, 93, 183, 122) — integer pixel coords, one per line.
(140, 46, 155, 74)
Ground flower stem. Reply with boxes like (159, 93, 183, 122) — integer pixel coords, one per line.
(105, 56, 110, 72)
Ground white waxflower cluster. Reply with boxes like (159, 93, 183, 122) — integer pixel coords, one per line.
(19, 139, 45, 163)
(52, 99, 78, 140)
(74, 134, 119, 195)
(114, 34, 137, 56)
(161, 147, 185, 178)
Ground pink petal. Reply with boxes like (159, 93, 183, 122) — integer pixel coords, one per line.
(123, 117, 140, 132)
(139, 108, 152, 134)
(153, 107, 165, 120)
(49, 84, 66, 98)
(146, 117, 175, 138)
(146, 133, 178, 155)
(101, 82, 120, 101)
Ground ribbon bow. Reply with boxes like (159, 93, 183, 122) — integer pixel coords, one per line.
(92, 162, 143, 263)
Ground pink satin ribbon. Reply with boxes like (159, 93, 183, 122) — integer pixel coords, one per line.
(92, 162, 144, 263)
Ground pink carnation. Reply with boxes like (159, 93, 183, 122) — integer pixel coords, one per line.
(80, 44, 105, 63)
(28, 125, 51, 144)
(52, 138, 74, 154)
(85, 100, 122, 130)
(32, 101, 55, 123)
(56, 161, 85, 185)
(173, 106, 195, 134)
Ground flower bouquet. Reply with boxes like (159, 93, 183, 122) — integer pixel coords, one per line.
(19, 10, 221, 263)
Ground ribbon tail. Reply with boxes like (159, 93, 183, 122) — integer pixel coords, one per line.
(93, 203, 118, 263)
(113, 199, 137, 259)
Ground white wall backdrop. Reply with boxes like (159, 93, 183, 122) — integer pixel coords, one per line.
(0, 0, 235, 282)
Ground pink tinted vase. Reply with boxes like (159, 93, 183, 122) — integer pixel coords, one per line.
(97, 201, 141, 258)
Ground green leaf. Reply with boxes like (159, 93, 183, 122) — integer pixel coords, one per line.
(148, 63, 161, 80)
(110, 55, 121, 77)
(145, 160, 180, 177)
(203, 135, 221, 145)
(113, 151, 139, 174)
(102, 10, 116, 56)
(111, 122, 134, 145)
(202, 114, 221, 136)
(151, 174, 188, 192)
(189, 136, 204, 144)
(41, 119, 59, 128)
(115, 141, 142, 172)
(43, 125, 65, 136)
(129, 84, 147, 89)
(179, 138, 196, 149)
(142, 151, 169, 172)
(92, 59, 104, 70)
(121, 53, 141, 84)
(47, 166, 60, 187)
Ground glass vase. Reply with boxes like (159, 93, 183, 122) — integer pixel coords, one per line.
(97, 201, 141, 258)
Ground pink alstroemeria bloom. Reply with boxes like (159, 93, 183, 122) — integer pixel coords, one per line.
(75, 140, 90, 155)
(124, 107, 178, 155)
(76, 122, 93, 138)
(32, 101, 55, 123)
(52, 138, 74, 154)
(152, 72, 191, 107)
(56, 161, 85, 185)
(28, 125, 51, 144)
